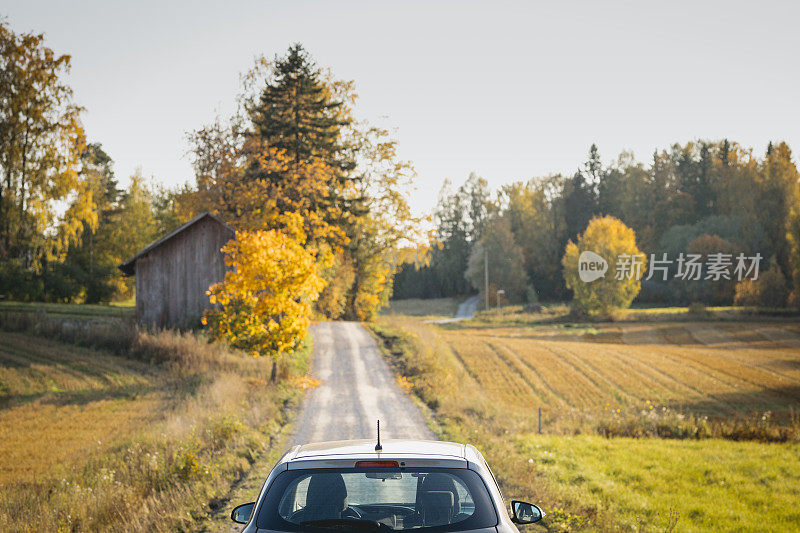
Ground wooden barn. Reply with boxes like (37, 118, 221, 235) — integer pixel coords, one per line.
(119, 212, 234, 328)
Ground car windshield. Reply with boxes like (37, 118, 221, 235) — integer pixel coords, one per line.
(256, 468, 497, 531)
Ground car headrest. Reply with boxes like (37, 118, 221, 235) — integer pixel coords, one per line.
(306, 473, 348, 511)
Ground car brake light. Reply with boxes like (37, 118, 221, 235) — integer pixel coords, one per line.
(355, 460, 400, 468)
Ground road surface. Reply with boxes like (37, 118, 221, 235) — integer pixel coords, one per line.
(455, 295, 480, 319)
(290, 321, 433, 444)
(427, 294, 481, 324)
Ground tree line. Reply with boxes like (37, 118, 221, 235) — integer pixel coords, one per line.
(395, 141, 800, 308)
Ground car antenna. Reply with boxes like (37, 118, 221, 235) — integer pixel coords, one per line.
(375, 419, 382, 451)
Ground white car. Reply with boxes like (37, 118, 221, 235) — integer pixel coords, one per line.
(231, 439, 543, 532)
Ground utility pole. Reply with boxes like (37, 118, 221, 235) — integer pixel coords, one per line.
(484, 247, 489, 310)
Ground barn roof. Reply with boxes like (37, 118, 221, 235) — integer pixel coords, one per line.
(118, 212, 234, 276)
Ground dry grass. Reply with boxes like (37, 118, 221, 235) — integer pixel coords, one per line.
(369, 315, 800, 531)
(0, 310, 311, 532)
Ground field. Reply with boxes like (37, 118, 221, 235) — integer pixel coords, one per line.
(438, 320, 800, 431)
(0, 310, 309, 532)
(371, 305, 800, 531)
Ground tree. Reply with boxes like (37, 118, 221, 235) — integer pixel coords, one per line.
(683, 234, 741, 305)
(60, 143, 122, 302)
(251, 44, 352, 172)
(562, 216, 645, 317)
(249, 43, 357, 230)
(189, 49, 420, 321)
(501, 175, 568, 299)
(562, 146, 601, 243)
(760, 142, 800, 281)
(203, 217, 324, 378)
(734, 260, 788, 308)
(0, 22, 90, 266)
(787, 206, 800, 307)
(341, 122, 421, 320)
(598, 152, 657, 251)
(465, 216, 527, 305)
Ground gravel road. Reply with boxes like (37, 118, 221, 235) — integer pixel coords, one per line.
(290, 321, 433, 445)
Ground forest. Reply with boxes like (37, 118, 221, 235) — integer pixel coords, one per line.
(394, 141, 800, 308)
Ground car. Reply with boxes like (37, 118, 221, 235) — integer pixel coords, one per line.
(230, 438, 544, 532)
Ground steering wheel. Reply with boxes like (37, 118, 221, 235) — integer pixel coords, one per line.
(342, 506, 362, 519)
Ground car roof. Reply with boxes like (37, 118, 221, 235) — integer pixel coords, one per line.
(284, 439, 474, 462)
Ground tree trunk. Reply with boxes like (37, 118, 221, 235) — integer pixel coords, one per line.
(270, 358, 278, 383)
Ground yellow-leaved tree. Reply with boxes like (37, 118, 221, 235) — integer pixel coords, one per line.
(562, 216, 646, 317)
(203, 215, 325, 377)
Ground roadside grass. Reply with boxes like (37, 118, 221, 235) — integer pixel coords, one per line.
(381, 297, 465, 319)
(369, 315, 800, 531)
(0, 310, 311, 532)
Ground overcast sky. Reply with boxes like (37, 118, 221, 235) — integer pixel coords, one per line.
(4, 1, 799, 214)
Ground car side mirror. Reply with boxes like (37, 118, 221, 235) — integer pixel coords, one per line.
(230, 502, 255, 524)
(511, 500, 544, 524)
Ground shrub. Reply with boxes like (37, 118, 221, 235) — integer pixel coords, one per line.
(734, 261, 789, 308)
(688, 302, 707, 315)
(685, 234, 741, 305)
(562, 216, 646, 318)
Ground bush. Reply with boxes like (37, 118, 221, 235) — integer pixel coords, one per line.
(562, 216, 645, 318)
(734, 261, 788, 308)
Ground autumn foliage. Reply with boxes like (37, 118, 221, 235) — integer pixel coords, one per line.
(562, 216, 645, 317)
(203, 219, 324, 358)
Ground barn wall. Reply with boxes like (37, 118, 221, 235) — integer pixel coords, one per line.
(134, 217, 233, 328)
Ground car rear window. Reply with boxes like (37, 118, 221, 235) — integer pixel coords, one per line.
(256, 467, 498, 531)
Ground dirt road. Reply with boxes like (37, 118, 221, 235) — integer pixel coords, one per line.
(291, 321, 433, 444)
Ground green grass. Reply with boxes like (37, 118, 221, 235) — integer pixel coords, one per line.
(0, 300, 134, 319)
(381, 297, 465, 319)
(514, 434, 800, 532)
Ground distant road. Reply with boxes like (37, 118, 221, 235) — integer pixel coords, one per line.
(291, 321, 433, 444)
(455, 295, 480, 319)
(427, 294, 481, 324)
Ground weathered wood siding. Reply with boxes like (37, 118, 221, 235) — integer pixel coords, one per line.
(134, 217, 233, 328)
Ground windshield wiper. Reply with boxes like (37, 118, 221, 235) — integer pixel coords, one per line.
(300, 518, 383, 531)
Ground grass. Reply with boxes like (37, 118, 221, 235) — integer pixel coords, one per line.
(463, 302, 800, 328)
(0, 309, 312, 532)
(0, 300, 134, 319)
(369, 314, 800, 531)
(511, 434, 800, 532)
(381, 297, 465, 319)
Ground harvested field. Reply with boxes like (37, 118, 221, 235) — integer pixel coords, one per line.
(439, 321, 800, 425)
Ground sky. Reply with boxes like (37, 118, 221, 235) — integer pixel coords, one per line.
(4, 0, 800, 214)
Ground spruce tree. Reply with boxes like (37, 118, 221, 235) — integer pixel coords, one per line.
(251, 43, 353, 173)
